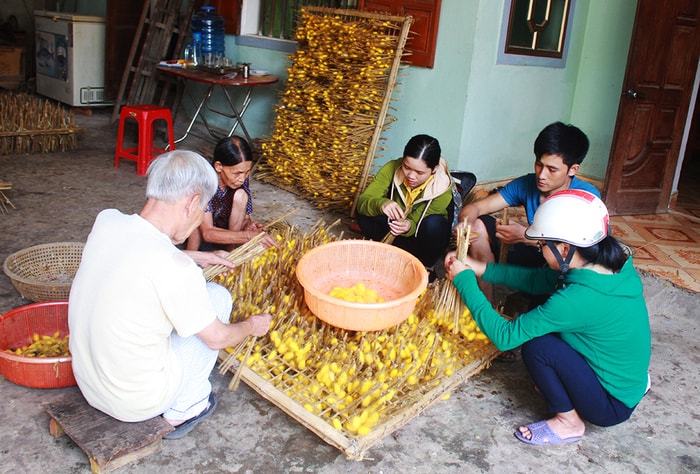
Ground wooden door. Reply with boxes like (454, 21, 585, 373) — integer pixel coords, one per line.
(603, 0, 700, 215)
(105, 0, 147, 101)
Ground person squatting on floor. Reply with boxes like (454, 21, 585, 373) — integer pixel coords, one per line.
(456, 121, 600, 304)
(445, 190, 651, 445)
(355, 134, 454, 280)
(69, 150, 272, 440)
(186, 135, 278, 252)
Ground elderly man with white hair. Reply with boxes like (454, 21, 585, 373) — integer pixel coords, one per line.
(69, 150, 271, 440)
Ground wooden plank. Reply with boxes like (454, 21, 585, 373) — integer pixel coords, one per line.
(45, 393, 173, 473)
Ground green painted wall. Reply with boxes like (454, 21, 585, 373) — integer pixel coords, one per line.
(207, 0, 637, 183)
(570, 1, 638, 179)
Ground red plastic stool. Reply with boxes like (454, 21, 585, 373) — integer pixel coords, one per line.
(114, 104, 175, 176)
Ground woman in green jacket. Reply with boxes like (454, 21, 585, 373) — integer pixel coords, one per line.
(445, 190, 651, 446)
(356, 134, 454, 276)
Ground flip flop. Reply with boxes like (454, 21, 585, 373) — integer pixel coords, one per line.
(163, 392, 219, 440)
(496, 348, 521, 363)
(514, 420, 582, 446)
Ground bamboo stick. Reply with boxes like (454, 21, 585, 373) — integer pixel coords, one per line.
(498, 208, 510, 264)
(229, 336, 257, 391)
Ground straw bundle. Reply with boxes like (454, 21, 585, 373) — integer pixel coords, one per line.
(202, 209, 299, 281)
(0, 92, 80, 155)
(256, 7, 414, 214)
(435, 223, 471, 333)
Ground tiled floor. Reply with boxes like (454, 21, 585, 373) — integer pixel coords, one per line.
(612, 155, 700, 293)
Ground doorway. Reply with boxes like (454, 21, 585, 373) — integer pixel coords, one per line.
(603, 0, 700, 216)
(674, 75, 700, 217)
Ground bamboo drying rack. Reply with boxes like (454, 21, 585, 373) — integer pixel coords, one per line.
(232, 343, 496, 460)
(256, 7, 414, 215)
(211, 221, 499, 460)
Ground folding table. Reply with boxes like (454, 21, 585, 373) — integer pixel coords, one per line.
(156, 65, 279, 145)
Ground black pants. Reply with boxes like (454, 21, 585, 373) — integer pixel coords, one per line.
(356, 209, 452, 267)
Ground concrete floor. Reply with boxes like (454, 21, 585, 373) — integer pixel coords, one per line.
(0, 108, 699, 473)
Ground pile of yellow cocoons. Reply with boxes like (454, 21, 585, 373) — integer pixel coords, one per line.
(329, 282, 385, 303)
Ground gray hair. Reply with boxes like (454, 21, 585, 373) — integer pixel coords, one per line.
(145, 150, 218, 209)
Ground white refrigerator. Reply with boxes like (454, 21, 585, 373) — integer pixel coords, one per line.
(35, 11, 111, 107)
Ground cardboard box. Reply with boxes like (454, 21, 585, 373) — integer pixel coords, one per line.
(0, 46, 24, 89)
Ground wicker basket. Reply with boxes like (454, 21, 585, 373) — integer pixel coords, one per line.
(3, 242, 84, 302)
(296, 240, 428, 331)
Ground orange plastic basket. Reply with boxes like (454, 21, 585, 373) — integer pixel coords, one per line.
(0, 301, 76, 388)
(296, 240, 428, 331)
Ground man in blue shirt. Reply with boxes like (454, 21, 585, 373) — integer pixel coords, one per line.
(457, 122, 600, 304)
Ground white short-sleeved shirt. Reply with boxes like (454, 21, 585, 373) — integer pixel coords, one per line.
(69, 209, 217, 422)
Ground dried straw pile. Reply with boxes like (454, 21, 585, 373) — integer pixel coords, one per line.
(0, 92, 80, 155)
(256, 7, 413, 214)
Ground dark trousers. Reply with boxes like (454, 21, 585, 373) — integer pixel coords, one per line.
(521, 334, 637, 427)
(356, 212, 452, 267)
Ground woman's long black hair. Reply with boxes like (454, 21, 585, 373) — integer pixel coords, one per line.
(576, 235, 629, 273)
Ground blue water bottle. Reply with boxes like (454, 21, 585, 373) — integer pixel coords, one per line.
(191, 6, 225, 67)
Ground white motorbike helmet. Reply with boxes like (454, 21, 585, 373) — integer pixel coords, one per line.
(525, 189, 609, 247)
(525, 190, 609, 279)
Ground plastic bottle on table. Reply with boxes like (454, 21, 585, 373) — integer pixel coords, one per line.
(191, 6, 225, 67)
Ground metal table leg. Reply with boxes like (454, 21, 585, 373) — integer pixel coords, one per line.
(174, 82, 215, 145)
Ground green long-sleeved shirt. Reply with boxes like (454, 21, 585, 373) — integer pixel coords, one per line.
(356, 158, 453, 237)
(452, 257, 651, 408)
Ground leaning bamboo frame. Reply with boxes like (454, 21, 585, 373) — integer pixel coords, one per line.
(256, 7, 414, 215)
(300, 7, 415, 217)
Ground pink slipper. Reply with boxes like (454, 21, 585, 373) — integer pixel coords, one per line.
(514, 420, 581, 446)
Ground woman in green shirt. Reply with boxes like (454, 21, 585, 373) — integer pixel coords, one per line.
(356, 134, 454, 277)
(445, 190, 651, 446)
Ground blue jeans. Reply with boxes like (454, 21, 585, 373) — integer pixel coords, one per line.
(521, 334, 637, 427)
(356, 211, 452, 267)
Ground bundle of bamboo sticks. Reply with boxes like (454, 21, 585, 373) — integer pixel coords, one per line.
(0, 92, 80, 155)
(435, 223, 471, 333)
(202, 209, 298, 281)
